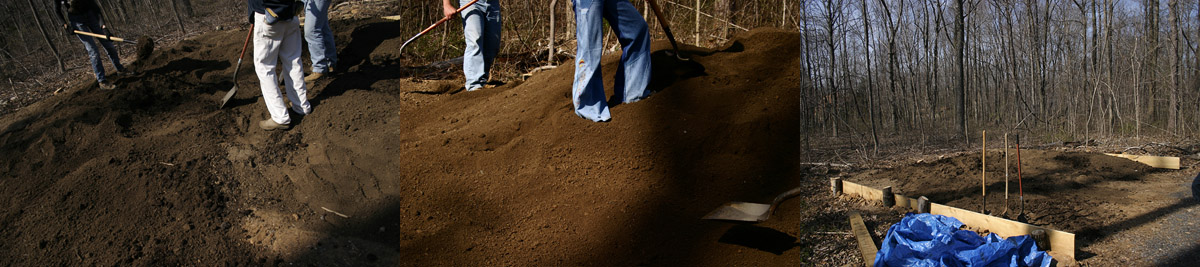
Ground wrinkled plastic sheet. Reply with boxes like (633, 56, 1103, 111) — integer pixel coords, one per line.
(874, 213, 1053, 267)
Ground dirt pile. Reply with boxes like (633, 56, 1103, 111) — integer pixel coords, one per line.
(0, 18, 861, 265)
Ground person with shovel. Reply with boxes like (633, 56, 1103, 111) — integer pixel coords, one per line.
(55, 0, 128, 90)
(570, 0, 652, 122)
(248, 0, 312, 131)
(301, 0, 337, 82)
(442, 0, 501, 91)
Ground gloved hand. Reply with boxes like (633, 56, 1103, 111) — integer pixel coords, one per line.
(102, 25, 112, 40)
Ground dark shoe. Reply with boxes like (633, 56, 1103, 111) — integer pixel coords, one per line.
(98, 81, 116, 90)
(259, 119, 291, 131)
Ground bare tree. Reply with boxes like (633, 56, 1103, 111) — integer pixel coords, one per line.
(955, 0, 966, 142)
(862, 0, 879, 154)
(26, 0, 63, 72)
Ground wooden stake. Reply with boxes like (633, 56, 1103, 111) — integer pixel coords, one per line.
(1003, 133, 1010, 215)
(981, 131, 986, 213)
(831, 177, 843, 196)
(882, 186, 894, 207)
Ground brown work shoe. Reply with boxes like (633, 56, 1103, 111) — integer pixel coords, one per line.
(304, 72, 325, 82)
(259, 119, 291, 131)
(98, 81, 116, 90)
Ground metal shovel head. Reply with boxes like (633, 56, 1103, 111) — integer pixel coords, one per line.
(219, 85, 237, 108)
(702, 201, 772, 223)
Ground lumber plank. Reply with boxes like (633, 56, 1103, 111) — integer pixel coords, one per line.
(1104, 153, 1180, 169)
(849, 212, 877, 267)
(837, 180, 1076, 261)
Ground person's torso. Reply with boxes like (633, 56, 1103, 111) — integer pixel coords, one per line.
(60, 0, 98, 15)
(260, 0, 302, 21)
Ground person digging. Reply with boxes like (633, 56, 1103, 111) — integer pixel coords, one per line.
(248, 0, 312, 131)
(55, 0, 129, 90)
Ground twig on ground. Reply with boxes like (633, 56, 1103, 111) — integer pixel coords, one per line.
(321, 206, 351, 218)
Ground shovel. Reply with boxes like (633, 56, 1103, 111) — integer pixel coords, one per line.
(703, 187, 805, 223)
(219, 24, 255, 109)
(73, 30, 155, 61)
(398, 0, 480, 54)
(645, 0, 689, 60)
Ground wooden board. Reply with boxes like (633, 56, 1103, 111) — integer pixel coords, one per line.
(1104, 153, 1180, 169)
(838, 180, 1076, 261)
(849, 212, 877, 267)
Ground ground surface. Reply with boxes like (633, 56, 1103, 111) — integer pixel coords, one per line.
(851, 148, 1200, 265)
(1, 17, 1198, 266)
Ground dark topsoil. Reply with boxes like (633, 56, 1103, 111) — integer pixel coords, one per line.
(1, 17, 1196, 266)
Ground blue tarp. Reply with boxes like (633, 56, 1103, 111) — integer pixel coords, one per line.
(874, 213, 1053, 267)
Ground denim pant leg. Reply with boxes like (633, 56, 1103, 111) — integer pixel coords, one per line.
(603, 0, 651, 103)
(570, 0, 611, 122)
(81, 12, 124, 71)
(481, 0, 501, 81)
(69, 14, 106, 82)
(304, 0, 336, 73)
(461, 0, 500, 90)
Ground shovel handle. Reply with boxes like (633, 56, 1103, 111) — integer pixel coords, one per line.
(73, 30, 131, 43)
(767, 186, 806, 215)
(645, 0, 682, 53)
(237, 24, 254, 63)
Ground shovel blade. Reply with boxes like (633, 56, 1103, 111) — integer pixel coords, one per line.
(702, 202, 772, 223)
(219, 86, 237, 108)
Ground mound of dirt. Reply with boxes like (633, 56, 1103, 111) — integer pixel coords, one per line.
(0, 19, 888, 265)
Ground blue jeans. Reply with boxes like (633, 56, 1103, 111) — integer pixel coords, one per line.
(303, 0, 337, 73)
(571, 0, 652, 122)
(461, 0, 501, 91)
(69, 11, 124, 83)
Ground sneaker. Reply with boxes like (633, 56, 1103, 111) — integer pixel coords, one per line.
(259, 119, 291, 131)
(98, 81, 115, 90)
(304, 72, 325, 82)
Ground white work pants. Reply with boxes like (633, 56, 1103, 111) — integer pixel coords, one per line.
(253, 13, 311, 125)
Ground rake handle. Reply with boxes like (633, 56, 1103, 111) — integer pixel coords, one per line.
(399, 0, 481, 53)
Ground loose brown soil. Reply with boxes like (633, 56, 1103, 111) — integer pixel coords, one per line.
(2, 17, 1197, 266)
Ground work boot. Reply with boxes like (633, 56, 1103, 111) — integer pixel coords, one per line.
(304, 72, 325, 82)
(98, 81, 116, 90)
(259, 119, 291, 131)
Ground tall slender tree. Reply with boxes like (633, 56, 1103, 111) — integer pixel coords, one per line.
(955, 0, 966, 142)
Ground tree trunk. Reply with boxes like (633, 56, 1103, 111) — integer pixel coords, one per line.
(862, 0, 878, 155)
(1168, 0, 1179, 132)
(26, 0, 64, 73)
(955, 0, 966, 143)
(1146, 0, 1159, 127)
(169, 0, 186, 35)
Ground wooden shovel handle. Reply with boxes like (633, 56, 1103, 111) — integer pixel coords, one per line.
(73, 30, 130, 43)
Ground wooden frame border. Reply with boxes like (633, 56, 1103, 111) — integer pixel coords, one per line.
(1104, 153, 1180, 169)
(836, 179, 1076, 262)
